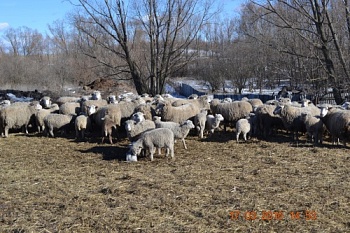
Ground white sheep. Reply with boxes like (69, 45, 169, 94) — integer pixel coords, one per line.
(157, 101, 201, 124)
(236, 118, 251, 142)
(0, 101, 42, 137)
(39, 96, 52, 109)
(128, 128, 175, 161)
(91, 90, 102, 100)
(81, 99, 108, 115)
(193, 109, 208, 138)
(100, 105, 122, 144)
(107, 95, 118, 104)
(59, 102, 81, 115)
(43, 113, 75, 137)
(124, 119, 156, 141)
(75, 114, 91, 140)
(133, 103, 156, 120)
(273, 103, 319, 141)
(205, 114, 224, 136)
(130, 112, 145, 123)
(300, 113, 325, 145)
(319, 106, 350, 146)
(153, 116, 194, 149)
(210, 99, 253, 131)
(35, 103, 60, 133)
(55, 96, 81, 106)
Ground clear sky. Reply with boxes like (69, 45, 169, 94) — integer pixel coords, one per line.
(0, 0, 75, 35)
(0, 0, 246, 36)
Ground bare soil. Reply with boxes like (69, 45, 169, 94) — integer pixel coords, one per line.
(0, 130, 349, 232)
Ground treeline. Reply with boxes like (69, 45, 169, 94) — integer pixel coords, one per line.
(0, 0, 349, 104)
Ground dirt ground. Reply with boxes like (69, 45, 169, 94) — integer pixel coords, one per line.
(0, 129, 349, 232)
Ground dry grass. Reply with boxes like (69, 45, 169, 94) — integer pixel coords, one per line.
(0, 131, 349, 232)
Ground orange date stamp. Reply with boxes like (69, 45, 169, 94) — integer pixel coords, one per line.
(229, 210, 317, 221)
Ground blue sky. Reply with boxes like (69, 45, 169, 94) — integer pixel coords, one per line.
(0, 0, 246, 36)
(0, 0, 75, 35)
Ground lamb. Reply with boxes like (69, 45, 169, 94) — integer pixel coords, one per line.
(236, 117, 252, 142)
(157, 101, 201, 124)
(205, 114, 224, 136)
(300, 113, 325, 145)
(194, 109, 208, 138)
(75, 114, 91, 140)
(210, 99, 253, 130)
(128, 128, 175, 161)
(319, 106, 350, 146)
(35, 103, 60, 133)
(124, 119, 156, 141)
(153, 116, 194, 149)
(43, 113, 75, 137)
(0, 101, 42, 137)
(59, 102, 81, 115)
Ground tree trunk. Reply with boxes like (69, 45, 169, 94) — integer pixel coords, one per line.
(332, 87, 343, 105)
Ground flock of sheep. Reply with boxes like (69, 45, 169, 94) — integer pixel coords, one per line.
(0, 89, 350, 162)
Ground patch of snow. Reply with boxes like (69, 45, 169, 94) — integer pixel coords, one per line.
(6, 93, 33, 102)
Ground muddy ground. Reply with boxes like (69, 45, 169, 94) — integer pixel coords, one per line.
(0, 129, 349, 232)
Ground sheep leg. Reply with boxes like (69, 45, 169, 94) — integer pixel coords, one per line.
(149, 146, 156, 161)
(236, 131, 240, 143)
(182, 138, 187, 149)
(81, 129, 85, 140)
(4, 126, 9, 138)
(170, 146, 174, 158)
(243, 133, 247, 141)
(109, 134, 113, 144)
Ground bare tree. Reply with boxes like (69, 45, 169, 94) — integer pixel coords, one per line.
(242, 0, 350, 104)
(71, 0, 213, 95)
